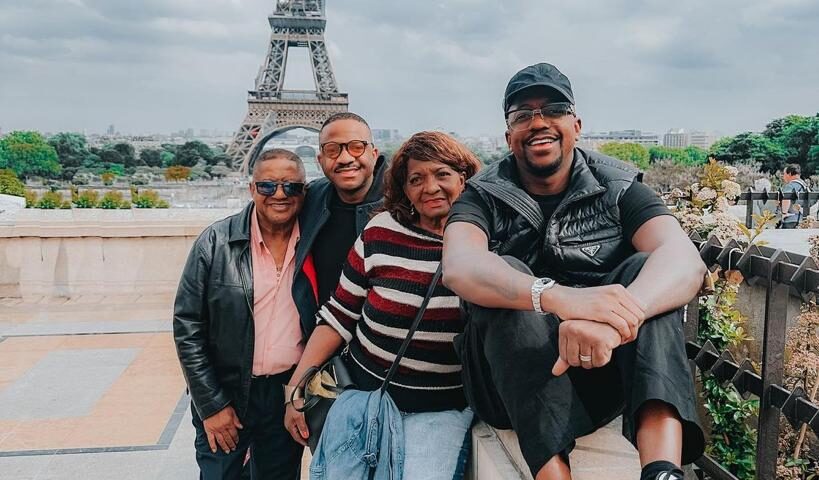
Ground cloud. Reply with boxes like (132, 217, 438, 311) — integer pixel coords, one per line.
(0, 0, 817, 137)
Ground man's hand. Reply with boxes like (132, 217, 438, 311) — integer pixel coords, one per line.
(203, 405, 243, 454)
(545, 284, 646, 343)
(551, 320, 622, 376)
(284, 400, 310, 446)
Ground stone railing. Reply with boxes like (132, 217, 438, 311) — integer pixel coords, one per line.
(0, 209, 238, 298)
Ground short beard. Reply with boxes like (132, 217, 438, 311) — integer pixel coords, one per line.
(521, 150, 564, 178)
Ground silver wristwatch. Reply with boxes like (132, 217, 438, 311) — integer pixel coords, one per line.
(531, 277, 556, 314)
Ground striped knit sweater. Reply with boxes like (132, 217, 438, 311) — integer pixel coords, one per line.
(316, 211, 466, 412)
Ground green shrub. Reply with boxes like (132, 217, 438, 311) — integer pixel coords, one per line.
(101, 172, 116, 186)
(24, 190, 38, 207)
(0, 169, 26, 197)
(132, 189, 169, 209)
(72, 189, 99, 208)
(36, 190, 64, 209)
(99, 191, 130, 209)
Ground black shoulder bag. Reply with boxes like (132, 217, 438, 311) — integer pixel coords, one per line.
(292, 264, 444, 452)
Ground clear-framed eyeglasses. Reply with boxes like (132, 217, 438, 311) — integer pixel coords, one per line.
(505, 103, 575, 132)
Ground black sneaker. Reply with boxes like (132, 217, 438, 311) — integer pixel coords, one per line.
(654, 471, 684, 480)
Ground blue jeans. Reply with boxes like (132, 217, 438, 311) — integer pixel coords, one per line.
(402, 408, 474, 480)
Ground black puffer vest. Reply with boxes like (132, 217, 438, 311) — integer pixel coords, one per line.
(469, 148, 640, 286)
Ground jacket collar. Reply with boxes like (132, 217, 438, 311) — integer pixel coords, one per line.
(228, 201, 255, 244)
(475, 148, 605, 202)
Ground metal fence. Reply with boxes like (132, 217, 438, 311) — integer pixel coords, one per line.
(737, 190, 819, 228)
(684, 234, 819, 479)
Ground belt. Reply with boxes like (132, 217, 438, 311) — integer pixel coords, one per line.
(251, 367, 295, 382)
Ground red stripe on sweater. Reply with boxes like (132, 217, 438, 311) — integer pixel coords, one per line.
(363, 226, 441, 250)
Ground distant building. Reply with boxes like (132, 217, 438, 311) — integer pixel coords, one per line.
(663, 129, 689, 148)
(579, 130, 660, 150)
(107, 124, 116, 136)
(689, 131, 718, 149)
(372, 129, 401, 143)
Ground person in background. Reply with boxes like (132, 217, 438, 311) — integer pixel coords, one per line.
(777, 164, 809, 229)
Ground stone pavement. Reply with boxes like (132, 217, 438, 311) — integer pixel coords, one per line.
(0, 295, 640, 480)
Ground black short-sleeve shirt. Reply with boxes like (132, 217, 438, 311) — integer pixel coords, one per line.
(447, 181, 671, 243)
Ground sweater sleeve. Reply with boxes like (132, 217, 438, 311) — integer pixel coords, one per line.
(316, 234, 369, 343)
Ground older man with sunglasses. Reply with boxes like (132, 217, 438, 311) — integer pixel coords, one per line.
(174, 148, 310, 479)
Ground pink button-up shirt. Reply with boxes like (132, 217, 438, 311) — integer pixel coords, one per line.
(250, 207, 304, 376)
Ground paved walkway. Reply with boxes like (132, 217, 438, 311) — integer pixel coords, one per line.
(0, 295, 640, 479)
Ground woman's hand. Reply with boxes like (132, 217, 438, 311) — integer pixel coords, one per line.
(284, 400, 310, 446)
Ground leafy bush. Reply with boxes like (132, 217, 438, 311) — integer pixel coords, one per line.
(101, 172, 116, 186)
(24, 190, 38, 207)
(36, 190, 69, 209)
(0, 169, 25, 197)
(72, 189, 99, 208)
(98, 191, 130, 209)
(165, 165, 192, 182)
(131, 188, 169, 209)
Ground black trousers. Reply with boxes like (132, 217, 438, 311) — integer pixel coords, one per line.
(191, 374, 303, 480)
(454, 254, 705, 477)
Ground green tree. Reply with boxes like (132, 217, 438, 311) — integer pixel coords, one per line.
(174, 141, 213, 167)
(0, 131, 62, 179)
(99, 148, 124, 166)
(112, 142, 139, 168)
(683, 146, 709, 165)
(599, 142, 650, 169)
(140, 148, 163, 168)
(48, 132, 95, 180)
(159, 150, 176, 167)
(709, 133, 786, 173)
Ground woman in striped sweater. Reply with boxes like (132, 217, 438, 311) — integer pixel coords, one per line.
(285, 131, 481, 479)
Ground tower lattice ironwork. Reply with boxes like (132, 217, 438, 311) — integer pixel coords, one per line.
(226, 0, 348, 173)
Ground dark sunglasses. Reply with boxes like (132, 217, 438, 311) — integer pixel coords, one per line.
(254, 181, 305, 197)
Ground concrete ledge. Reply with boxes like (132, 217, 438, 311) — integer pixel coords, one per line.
(470, 418, 642, 480)
(0, 208, 239, 238)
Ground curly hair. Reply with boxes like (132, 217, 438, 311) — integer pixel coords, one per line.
(384, 131, 481, 227)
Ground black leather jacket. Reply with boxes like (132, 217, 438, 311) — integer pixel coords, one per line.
(469, 148, 640, 286)
(173, 202, 316, 420)
(292, 155, 387, 332)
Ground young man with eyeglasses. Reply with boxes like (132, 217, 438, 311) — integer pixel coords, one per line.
(174, 149, 311, 479)
(287, 112, 388, 347)
(443, 63, 707, 480)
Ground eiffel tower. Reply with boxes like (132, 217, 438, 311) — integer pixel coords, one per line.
(226, 0, 348, 174)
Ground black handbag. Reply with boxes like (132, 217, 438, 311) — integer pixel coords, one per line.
(292, 264, 444, 453)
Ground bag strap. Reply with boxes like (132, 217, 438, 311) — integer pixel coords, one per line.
(380, 263, 444, 394)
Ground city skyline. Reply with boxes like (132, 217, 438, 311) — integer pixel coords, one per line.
(1, 0, 817, 138)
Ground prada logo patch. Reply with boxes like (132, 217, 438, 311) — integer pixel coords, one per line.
(581, 245, 601, 257)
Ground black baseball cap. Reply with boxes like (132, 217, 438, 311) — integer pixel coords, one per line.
(503, 63, 575, 112)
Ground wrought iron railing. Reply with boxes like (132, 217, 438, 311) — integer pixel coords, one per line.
(737, 190, 819, 228)
(684, 234, 819, 479)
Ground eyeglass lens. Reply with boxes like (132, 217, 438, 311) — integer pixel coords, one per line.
(255, 182, 305, 197)
(321, 141, 368, 159)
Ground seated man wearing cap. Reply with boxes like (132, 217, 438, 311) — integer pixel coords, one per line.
(442, 63, 706, 480)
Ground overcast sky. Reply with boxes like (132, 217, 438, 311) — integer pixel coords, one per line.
(1, 0, 817, 138)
